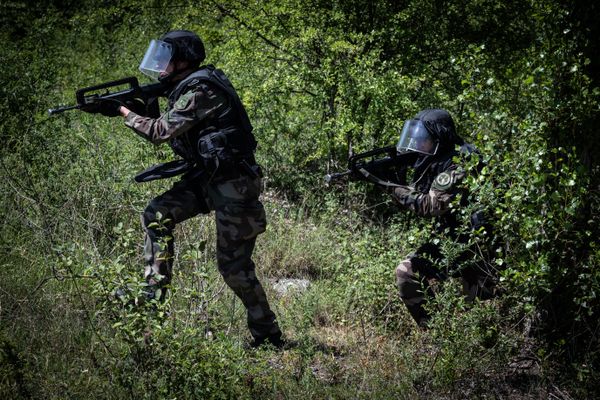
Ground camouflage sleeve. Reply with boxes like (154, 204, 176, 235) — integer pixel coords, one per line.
(124, 83, 227, 144)
(390, 167, 465, 217)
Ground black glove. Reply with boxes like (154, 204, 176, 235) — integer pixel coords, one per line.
(123, 99, 146, 115)
(81, 99, 122, 117)
(97, 99, 122, 117)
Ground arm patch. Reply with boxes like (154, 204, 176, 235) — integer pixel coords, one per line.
(174, 91, 195, 111)
(433, 172, 452, 190)
(432, 169, 464, 191)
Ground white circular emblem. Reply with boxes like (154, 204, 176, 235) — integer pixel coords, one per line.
(436, 172, 451, 187)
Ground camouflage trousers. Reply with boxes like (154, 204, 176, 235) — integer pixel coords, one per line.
(141, 169, 281, 340)
(395, 242, 497, 327)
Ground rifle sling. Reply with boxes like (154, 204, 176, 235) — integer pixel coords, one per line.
(357, 167, 402, 188)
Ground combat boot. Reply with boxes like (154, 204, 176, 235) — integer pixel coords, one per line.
(249, 332, 288, 350)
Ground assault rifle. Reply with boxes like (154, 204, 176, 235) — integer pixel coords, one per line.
(325, 146, 418, 188)
(48, 76, 166, 118)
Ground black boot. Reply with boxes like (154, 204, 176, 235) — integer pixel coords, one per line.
(249, 331, 287, 349)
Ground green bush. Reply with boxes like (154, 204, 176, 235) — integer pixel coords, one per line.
(2, 0, 599, 398)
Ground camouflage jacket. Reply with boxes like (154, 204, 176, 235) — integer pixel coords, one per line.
(390, 144, 473, 222)
(124, 78, 227, 145)
(124, 66, 256, 167)
(391, 164, 466, 218)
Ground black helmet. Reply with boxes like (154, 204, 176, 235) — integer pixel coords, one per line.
(397, 109, 464, 156)
(159, 30, 206, 66)
(415, 109, 463, 149)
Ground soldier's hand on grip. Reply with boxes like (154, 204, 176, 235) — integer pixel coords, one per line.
(81, 99, 122, 117)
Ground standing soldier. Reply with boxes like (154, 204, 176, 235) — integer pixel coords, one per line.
(85, 30, 283, 348)
(389, 109, 495, 327)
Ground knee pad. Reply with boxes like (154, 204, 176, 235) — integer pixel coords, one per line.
(396, 259, 414, 281)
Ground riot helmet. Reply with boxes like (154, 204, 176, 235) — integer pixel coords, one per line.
(397, 119, 439, 155)
(159, 30, 205, 65)
(139, 30, 205, 82)
(396, 109, 463, 155)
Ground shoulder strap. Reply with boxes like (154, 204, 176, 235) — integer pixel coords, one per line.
(209, 67, 254, 136)
(169, 67, 213, 106)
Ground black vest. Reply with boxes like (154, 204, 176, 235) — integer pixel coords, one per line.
(411, 143, 479, 193)
(412, 143, 480, 232)
(167, 65, 257, 163)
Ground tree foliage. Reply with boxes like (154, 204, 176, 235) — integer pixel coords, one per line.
(1, 0, 599, 398)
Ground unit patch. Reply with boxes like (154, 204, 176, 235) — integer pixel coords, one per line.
(174, 91, 195, 111)
(434, 172, 452, 189)
(432, 168, 466, 191)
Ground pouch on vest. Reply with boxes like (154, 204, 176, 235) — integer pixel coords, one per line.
(197, 130, 240, 181)
(134, 159, 194, 183)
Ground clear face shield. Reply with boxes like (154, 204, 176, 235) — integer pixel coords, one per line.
(138, 39, 173, 81)
(396, 119, 439, 155)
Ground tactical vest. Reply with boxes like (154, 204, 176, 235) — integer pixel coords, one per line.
(412, 143, 478, 193)
(412, 152, 454, 193)
(412, 143, 481, 232)
(167, 65, 257, 166)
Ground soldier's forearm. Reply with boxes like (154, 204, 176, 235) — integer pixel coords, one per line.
(391, 186, 451, 217)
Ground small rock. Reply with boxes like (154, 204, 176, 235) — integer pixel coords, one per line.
(271, 278, 311, 296)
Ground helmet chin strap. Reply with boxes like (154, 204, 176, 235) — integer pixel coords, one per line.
(158, 62, 194, 85)
(158, 72, 174, 85)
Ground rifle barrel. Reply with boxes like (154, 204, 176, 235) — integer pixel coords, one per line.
(324, 170, 352, 184)
(48, 104, 80, 115)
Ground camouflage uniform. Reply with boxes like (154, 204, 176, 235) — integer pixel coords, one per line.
(124, 66, 281, 341)
(389, 109, 495, 327)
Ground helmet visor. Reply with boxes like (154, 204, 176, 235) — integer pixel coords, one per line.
(396, 119, 439, 155)
(139, 40, 173, 80)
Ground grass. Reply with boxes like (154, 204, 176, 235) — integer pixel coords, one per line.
(0, 189, 579, 399)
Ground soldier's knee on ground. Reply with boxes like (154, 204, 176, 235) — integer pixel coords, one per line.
(395, 259, 414, 285)
(396, 259, 428, 322)
(396, 259, 425, 300)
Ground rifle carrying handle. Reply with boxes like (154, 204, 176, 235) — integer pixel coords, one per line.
(75, 76, 139, 105)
